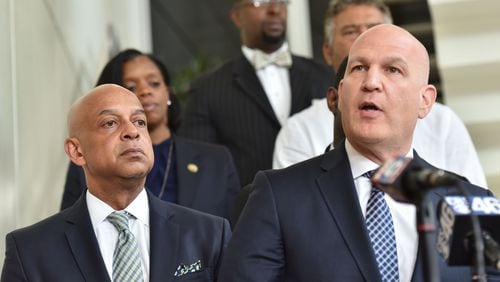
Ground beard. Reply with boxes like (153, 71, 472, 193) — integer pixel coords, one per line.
(262, 30, 286, 45)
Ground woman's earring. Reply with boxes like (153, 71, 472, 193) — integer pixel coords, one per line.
(167, 100, 172, 106)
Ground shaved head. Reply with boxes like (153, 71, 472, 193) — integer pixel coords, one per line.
(339, 23, 436, 163)
(64, 84, 153, 209)
(67, 84, 141, 138)
(349, 24, 431, 85)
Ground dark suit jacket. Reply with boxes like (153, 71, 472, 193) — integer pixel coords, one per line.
(178, 53, 334, 185)
(1, 191, 231, 282)
(218, 143, 497, 282)
(61, 136, 241, 220)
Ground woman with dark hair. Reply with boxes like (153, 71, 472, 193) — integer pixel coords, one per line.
(61, 49, 241, 219)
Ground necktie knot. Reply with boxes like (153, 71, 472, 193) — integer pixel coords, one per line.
(362, 170, 375, 179)
(252, 49, 292, 69)
(107, 211, 130, 232)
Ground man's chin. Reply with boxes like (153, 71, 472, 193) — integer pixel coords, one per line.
(120, 165, 151, 180)
(262, 32, 286, 45)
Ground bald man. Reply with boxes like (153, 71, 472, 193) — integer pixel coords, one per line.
(219, 24, 494, 282)
(272, 0, 487, 188)
(1, 84, 230, 282)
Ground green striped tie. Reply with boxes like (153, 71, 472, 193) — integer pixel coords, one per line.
(107, 211, 144, 282)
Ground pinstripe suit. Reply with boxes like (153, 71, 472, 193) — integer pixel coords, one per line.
(179, 53, 334, 185)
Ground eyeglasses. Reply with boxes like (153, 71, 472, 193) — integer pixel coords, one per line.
(235, 0, 290, 8)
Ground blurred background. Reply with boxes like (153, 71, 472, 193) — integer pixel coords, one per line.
(1, 0, 499, 260)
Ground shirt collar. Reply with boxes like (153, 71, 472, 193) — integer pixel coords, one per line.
(345, 139, 414, 179)
(87, 188, 150, 229)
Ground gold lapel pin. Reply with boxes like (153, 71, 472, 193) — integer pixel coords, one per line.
(187, 163, 198, 173)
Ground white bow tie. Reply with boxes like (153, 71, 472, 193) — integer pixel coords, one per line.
(251, 49, 292, 69)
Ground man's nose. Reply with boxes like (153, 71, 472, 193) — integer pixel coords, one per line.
(361, 68, 382, 92)
(122, 121, 140, 140)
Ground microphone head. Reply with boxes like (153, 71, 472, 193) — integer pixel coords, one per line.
(372, 156, 460, 204)
(372, 156, 419, 203)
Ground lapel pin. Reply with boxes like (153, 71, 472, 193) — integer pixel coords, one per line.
(187, 163, 198, 173)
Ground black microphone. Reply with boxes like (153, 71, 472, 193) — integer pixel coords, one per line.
(437, 196, 500, 269)
(371, 156, 462, 203)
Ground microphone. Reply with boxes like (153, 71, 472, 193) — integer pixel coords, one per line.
(371, 156, 462, 203)
(437, 196, 500, 269)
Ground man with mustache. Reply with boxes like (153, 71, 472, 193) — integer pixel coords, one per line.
(1, 84, 230, 282)
(179, 0, 334, 185)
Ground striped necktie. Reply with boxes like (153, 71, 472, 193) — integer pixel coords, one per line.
(107, 211, 143, 282)
(363, 171, 399, 282)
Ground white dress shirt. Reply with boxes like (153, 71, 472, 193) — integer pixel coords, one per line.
(272, 99, 488, 188)
(345, 140, 417, 282)
(87, 189, 150, 281)
(242, 43, 291, 126)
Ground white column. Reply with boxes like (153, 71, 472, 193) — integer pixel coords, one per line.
(287, 0, 312, 58)
(428, 0, 500, 192)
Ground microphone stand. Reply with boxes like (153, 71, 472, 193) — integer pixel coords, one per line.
(417, 191, 440, 282)
(456, 182, 487, 282)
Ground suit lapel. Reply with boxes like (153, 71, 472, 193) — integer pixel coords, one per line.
(316, 146, 382, 281)
(175, 137, 201, 208)
(64, 195, 111, 282)
(233, 54, 281, 127)
(149, 192, 180, 282)
(289, 56, 308, 115)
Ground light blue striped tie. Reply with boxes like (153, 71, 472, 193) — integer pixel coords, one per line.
(107, 211, 143, 282)
(364, 171, 399, 282)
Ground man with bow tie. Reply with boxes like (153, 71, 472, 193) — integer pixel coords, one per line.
(179, 0, 334, 186)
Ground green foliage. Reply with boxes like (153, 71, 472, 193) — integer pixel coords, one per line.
(170, 55, 223, 106)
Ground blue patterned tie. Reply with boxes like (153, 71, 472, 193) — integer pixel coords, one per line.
(364, 171, 399, 282)
(107, 211, 144, 282)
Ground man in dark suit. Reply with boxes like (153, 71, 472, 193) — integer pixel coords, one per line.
(218, 24, 496, 281)
(1, 84, 230, 282)
(178, 0, 334, 185)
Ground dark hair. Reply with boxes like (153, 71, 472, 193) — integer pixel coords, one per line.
(96, 49, 182, 132)
(334, 56, 349, 89)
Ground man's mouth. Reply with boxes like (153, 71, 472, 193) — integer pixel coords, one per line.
(360, 102, 381, 112)
(121, 148, 145, 156)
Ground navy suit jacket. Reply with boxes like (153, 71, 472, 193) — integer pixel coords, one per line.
(219, 143, 497, 281)
(178, 53, 334, 185)
(61, 136, 241, 219)
(1, 191, 231, 282)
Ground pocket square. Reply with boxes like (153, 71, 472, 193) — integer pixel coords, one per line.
(174, 259, 203, 277)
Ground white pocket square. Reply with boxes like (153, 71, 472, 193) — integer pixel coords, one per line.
(174, 259, 202, 277)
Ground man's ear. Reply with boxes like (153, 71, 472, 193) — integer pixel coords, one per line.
(230, 7, 242, 28)
(337, 80, 346, 113)
(418, 84, 437, 119)
(326, 87, 339, 114)
(322, 42, 334, 67)
(64, 137, 86, 166)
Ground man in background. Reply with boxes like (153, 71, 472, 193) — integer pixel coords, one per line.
(272, 0, 487, 188)
(179, 0, 333, 185)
